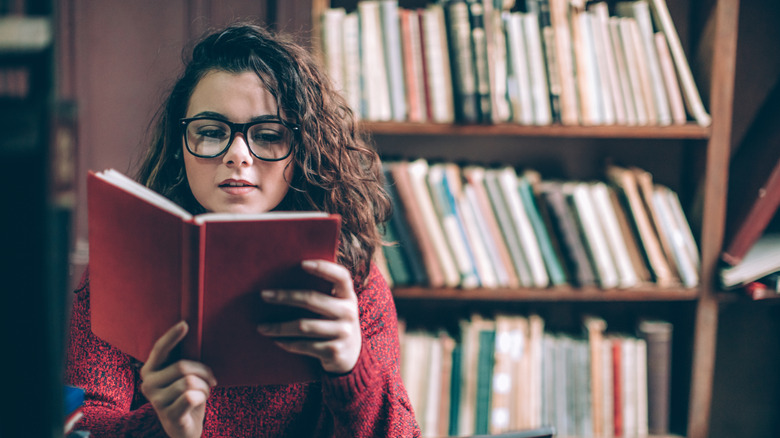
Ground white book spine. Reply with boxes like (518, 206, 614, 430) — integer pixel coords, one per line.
(609, 17, 638, 125)
(586, 6, 618, 125)
(497, 168, 549, 288)
(342, 12, 363, 118)
(569, 183, 619, 289)
(321, 8, 346, 91)
(619, 18, 649, 125)
(423, 4, 455, 123)
(465, 185, 510, 287)
(457, 192, 498, 288)
(358, 1, 392, 121)
(522, 12, 553, 125)
(380, 0, 407, 121)
(590, 182, 639, 288)
(504, 12, 535, 125)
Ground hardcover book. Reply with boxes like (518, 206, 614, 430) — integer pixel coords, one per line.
(87, 169, 341, 386)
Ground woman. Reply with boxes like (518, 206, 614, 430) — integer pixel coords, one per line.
(66, 22, 420, 437)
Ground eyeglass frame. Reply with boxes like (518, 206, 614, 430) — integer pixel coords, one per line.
(179, 116, 300, 161)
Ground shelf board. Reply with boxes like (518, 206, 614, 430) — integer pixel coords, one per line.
(362, 121, 711, 139)
(392, 286, 700, 302)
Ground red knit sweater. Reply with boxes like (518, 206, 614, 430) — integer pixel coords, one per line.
(65, 265, 420, 437)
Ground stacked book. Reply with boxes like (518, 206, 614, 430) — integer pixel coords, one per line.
(399, 315, 674, 437)
(380, 159, 699, 291)
(319, 0, 709, 126)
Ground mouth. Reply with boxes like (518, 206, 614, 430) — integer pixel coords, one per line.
(219, 179, 256, 188)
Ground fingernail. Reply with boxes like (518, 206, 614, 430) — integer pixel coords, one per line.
(261, 290, 275, 299)
(302, 260, 317, 269)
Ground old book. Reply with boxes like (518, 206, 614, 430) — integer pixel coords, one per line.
(607, 165, 676, 287)
(358, 1, 392, 121)
(341, 12, 362, 117)
(527, 0, 562, 123)
(632, 167, 682, 283)
(648, 0, 711, 126)
(428, 163, 480, 288)
(608, 184, 653, 284)
(320, 8, 346, 91)
(637, 319, 673, 435)
(400, 8, 428, 122)
(652, 185, 699, 287)
(519, 175, 568, 286)
(720, 233, 780, 288)
(654, 31, 687, 124)
(570, 7, 603, 125)
(468, 0, 493, 123)
(483, 0, 513, 123)
(609, 16, 639, 125)
(583, 316, 608, 438)
(586, 4, 619, 125)
(445, 0, 480, 124)
(505, 12, 534, 126)
(380, 0, 407, 121)
(616, 0, 672, 125)
(388, 161, 446, 287)
(382, 164, 428, 286)
(496, 167, 549, 288)
(422, 3, 456, 123)
(590, 182, 640, 288)
(464, 166, 521, 287)
(407, 159, 461, 287)
(548, 0, 580, 124)
(491, 314, 516, 434)
(567, 182, 620, 289)
(539, 181, 597, 288)
(522, 11, 553, 125)
(721, 85, 780, 266)
(87, 170, 340, 386)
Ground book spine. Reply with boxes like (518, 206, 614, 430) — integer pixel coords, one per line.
(445, 0, 480, 124)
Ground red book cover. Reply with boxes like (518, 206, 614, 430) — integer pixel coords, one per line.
(87, 170, 341, 386)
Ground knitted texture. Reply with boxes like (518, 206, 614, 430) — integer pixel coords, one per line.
(66, 265, 420, 437)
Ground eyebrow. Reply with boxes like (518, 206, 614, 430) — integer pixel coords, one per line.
(189, 111, 283, 123)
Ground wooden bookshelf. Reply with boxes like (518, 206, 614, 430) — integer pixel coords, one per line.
(300, 1, 742, 437)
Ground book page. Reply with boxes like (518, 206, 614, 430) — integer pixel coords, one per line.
(95, 169, 192, 220)
(194, 211, 330, 224)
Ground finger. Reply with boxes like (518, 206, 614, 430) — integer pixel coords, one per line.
(151, 374, 213, 410)
(258, 318, 349, 339)
(144, 359, 217, 391)
(274, 338, 359, 374)
(260, 289, 350, 320)
(144, 321, 188, 372)
(301, 260, 355, 299)
(166, 385, 210, 421)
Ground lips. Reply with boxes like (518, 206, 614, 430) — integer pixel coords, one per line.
(219, 179, 256, 188)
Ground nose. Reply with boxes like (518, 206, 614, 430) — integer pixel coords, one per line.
(222, 132, 254, 166)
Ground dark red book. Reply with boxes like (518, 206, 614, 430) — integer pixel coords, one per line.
(721, 82, 780, 266)
(87, 169, 341, 387)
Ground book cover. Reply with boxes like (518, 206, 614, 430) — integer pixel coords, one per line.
(87, 170, 341, 387)
(721, 83, 780, 266)
(468, 0, 493, 123)
(380, 0, 407, 121)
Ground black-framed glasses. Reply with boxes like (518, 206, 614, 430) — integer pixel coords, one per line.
(180, 117, 299, 161)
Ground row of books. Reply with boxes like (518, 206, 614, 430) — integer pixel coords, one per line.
(319, 0, 709, 126)
(380, 159, 700, 290)
(399, 314, 673, 437)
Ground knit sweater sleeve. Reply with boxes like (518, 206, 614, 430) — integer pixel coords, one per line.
(320, 265, 421, 437)
(64, 268, 168, 437)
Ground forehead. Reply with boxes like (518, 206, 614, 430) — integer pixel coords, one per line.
(186, 70, 278, 119)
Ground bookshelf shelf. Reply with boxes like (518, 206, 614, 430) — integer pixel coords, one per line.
(393, 286, 700, 302)
(362, 121, 711, 140)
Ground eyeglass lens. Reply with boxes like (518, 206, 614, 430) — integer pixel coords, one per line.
(185, 119, 293, 159)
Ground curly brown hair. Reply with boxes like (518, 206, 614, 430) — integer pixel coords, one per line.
(135, 22, 391, 283)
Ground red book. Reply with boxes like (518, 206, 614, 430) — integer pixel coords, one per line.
(87, 169, 341, 387)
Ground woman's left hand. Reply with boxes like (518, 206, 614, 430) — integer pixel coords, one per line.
(257, 259, 361, 374)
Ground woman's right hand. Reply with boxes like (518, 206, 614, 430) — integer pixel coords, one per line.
(140, 321, 217, 438)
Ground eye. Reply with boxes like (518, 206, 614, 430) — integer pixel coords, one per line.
(251, 125, 287, 144)
(196, 125, 229, 140)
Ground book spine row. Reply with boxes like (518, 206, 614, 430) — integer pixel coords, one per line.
(381, 159, 699, 290)
(399, 315, 673, 437)
(319, 0, 707, 126)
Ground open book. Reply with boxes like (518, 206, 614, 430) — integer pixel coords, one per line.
(87, 169, 341, 386)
